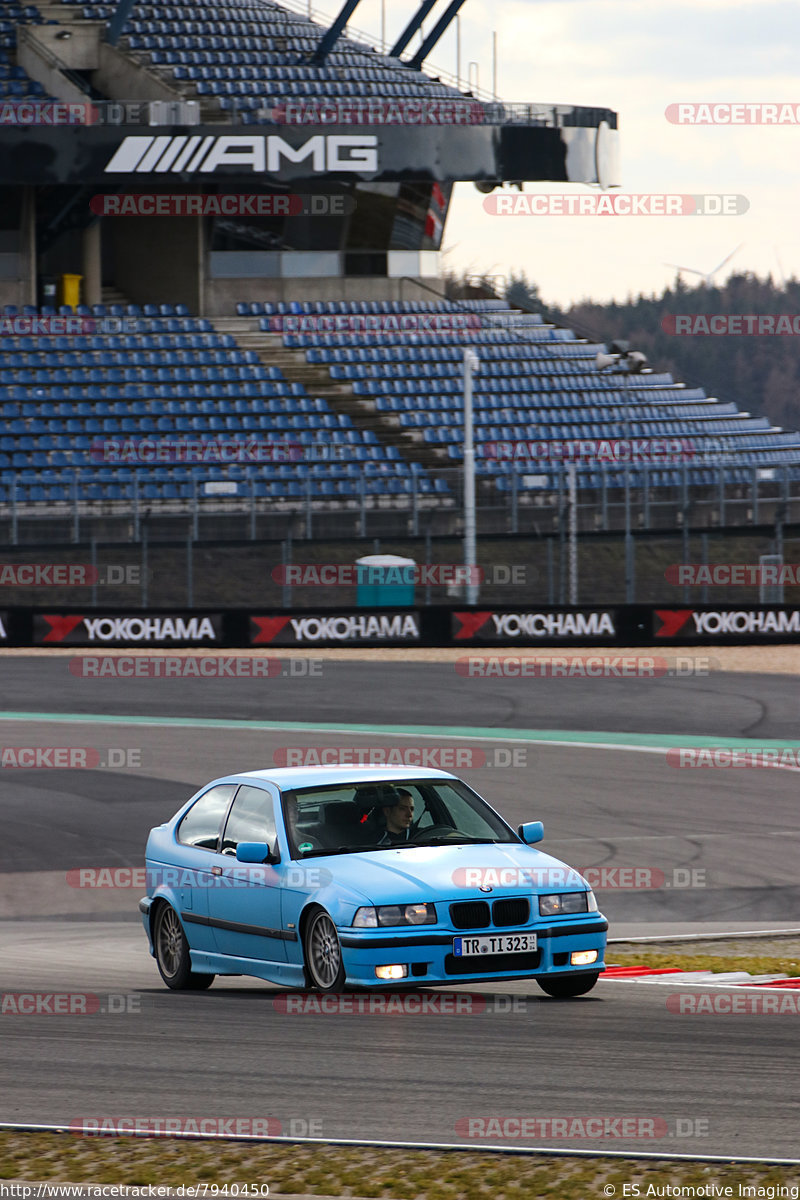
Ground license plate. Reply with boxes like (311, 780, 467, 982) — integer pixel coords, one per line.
(453, 933, 537, 957)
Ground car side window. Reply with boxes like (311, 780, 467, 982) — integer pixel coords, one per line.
(177, 784, 236, 851)
(220, 784, 277, 854)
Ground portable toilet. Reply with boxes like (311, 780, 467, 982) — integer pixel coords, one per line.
(355, 554, 416, 607)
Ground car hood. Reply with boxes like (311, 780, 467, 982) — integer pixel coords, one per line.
(315, 841, 588, 905)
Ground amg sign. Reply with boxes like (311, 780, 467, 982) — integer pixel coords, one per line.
(104, 134, 379, 174)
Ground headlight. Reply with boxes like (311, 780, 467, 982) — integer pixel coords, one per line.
(538, 891, 590, 917)
(353, 903, 436, 928)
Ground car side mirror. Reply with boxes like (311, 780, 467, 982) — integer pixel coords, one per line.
(236, 841, 280, 864)
(518, 821, 544, 845)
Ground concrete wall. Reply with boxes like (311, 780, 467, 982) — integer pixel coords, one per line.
(16, 24, 98, 102)
(93, 42, 185, 103)
(203, 274, 446, 316)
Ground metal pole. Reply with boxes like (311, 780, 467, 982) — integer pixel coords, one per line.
(510, 469, 518, 535)
(141, 526, 148, 607)
(11, 478, 17, 546)
(700, 532, 709, 605)
(359, 469, 366, 537)
(425, 529, 432, 606)
(456, 14, 460, 88)
(492, 30, 497, 99)
(90, 537, 98, 608)
(567, 463, 577, 604)
(186, 534, 193, 607)
(463, 347, 479, 604)
(624, 468, 633, 602)
(682, 506, 690, 604)
(192, 475, 199, 541)
(546, 536, 554, 604)
(72, 474, 79, 543)
(133, 472, 140, 541)
(249, 478, 256, 540)
(411, 471, 418, 537)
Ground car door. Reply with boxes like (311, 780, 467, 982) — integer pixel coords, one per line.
(170, 783, 237, 953)
(206, 783, 288, 964)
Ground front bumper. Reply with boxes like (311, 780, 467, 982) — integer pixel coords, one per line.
(338, 917, 608, 987)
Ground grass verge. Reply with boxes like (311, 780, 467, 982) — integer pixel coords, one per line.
(0, 1132, 798, 1199)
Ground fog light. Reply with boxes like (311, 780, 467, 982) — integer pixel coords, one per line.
(375, 964, 408, 980)
(570, 950, 598, 966)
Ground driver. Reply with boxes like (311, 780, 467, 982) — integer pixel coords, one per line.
(376, 789, 415, 846)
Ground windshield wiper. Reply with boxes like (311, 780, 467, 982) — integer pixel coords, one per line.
(411, 836, 499, 846)
(297, 846, 365, 858)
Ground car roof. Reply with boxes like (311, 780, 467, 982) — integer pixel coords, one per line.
(216, 765, 458, 790)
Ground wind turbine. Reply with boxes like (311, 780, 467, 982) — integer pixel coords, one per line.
(665, 243, 744, 285)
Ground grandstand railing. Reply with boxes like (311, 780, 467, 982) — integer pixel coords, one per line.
(2, 465, 798, 545)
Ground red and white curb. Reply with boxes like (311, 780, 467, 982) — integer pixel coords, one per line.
(602, 965, 800, 988)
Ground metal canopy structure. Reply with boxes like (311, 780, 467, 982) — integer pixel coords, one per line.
(388, 0, 438, 60)
(310, 0, 364, 66)
(407, 0, 468, 72)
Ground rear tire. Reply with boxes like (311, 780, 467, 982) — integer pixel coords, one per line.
(153, 903, 215, 991)
(537, 972, 600, 998)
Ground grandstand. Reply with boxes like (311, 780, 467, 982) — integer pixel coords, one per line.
(0, 0, 798, 537)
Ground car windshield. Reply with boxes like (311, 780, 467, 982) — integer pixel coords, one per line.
(282, 779, 519, 858)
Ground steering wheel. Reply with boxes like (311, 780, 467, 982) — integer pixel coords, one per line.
(410, 824, 462, 842)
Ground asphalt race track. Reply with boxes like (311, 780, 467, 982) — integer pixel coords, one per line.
(1, 655, 799, 1159)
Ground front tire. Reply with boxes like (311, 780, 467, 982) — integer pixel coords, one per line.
(153, 903, 215, 991)
(303, 906, 346, 992)
(537, 972, 600, 998)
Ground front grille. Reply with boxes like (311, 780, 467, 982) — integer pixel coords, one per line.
(449, 901, 490, 929)
(492, 898, 530, 927)
(445, 950, 541, 976)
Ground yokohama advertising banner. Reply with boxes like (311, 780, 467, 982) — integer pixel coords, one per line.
(33, 612, 223, 645)
(250, 611, 422, 646)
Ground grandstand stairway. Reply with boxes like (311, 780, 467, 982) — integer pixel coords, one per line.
(211, 316, 462, 481)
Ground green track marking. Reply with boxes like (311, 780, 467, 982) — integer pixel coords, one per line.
(0, 711, 797, 753)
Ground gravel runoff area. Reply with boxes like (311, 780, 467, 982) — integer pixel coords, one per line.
(0, 644, 799, 674)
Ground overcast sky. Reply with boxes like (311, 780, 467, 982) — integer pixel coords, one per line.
(303, 0, 800, 306)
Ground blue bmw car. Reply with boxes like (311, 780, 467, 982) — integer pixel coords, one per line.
(140, 766, 608, 997)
